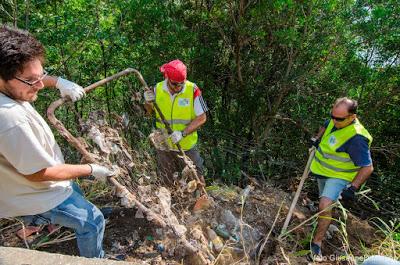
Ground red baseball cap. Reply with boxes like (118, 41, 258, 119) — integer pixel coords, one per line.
(160, 59, 187, 82)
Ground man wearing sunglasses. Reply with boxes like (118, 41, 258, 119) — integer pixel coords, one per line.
(0, 26, 114, 258)
(144, 59, 208, 185)
(308, 97, 373, 260)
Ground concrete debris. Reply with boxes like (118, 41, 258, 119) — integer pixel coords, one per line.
(220, 209, 239, 233)
(135, 209, 145, 218)
(0, 247, 139, 265)
(237, 185, 254, 205)
(218, 209, 262, 252)
(326, 224, 340, 239)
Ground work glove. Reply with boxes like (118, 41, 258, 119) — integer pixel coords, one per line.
(170, 130, 183, 144)
(56, 78, 86, 102)
(309, 137, 320, 148)
(341, 184, 357, 201)
(143, 89, 155, 102)
(89, 164, 115, 182)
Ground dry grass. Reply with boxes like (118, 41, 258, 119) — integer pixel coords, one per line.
(363, 218, 400, 260)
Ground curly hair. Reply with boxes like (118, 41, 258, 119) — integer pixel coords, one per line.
(0, 25, 45, 81)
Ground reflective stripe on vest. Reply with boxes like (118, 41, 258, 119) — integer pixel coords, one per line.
(155, 80, 198, 151)
(314, 156, 359, 172)
(155, 118, 191, 125)
(317, 146, 353, 162)
(310, 119, 372, 182)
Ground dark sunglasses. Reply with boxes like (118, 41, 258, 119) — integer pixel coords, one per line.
(330, 113, 350, 122)
(170, 80, 185, 87)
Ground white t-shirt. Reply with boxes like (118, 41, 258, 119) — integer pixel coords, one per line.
(154, 80, 209, 116)
(0, 93, 72, 218)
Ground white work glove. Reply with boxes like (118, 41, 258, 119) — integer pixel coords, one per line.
(56, 77, 86, 102)
(170, 130, 183, 144)
(143, 89, 155, 102)
(89, 164, 115, 182)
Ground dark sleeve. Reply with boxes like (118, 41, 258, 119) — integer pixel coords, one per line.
(323, 119, 330, 128)
(340, 135, 372, 167)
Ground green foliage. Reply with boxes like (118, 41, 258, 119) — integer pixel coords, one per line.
(1, 0, 399, 216)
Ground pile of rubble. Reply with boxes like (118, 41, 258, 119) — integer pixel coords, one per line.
(0, 105, 380, 265)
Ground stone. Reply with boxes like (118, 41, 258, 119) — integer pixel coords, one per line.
(0, 247, 140, 265)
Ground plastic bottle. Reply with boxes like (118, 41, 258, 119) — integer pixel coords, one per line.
(206, 226, 224, 252)
(155, 243, 165, 252)
(214, 224, 230, 239)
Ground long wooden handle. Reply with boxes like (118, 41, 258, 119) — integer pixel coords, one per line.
(280, 147, 316, 237)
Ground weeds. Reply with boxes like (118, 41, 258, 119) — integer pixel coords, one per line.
(366, 217, 400, 260)
(32, 230, 76, 250)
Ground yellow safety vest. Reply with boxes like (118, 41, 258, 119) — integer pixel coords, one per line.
(155, 80, 198, 151)
(310, 119, 372, 182)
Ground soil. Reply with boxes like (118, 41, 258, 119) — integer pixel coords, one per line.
(0, 111, 384, 264)
(0, 182, 382, 265)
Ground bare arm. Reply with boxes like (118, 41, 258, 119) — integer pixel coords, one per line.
(183, 113, 207, 135)
(315, 126, 326, 139)
(351, 165, 374, 189)
(42, 75, 59, 88)
(24, 164, 92, 182)
(144, 102, 154, 115)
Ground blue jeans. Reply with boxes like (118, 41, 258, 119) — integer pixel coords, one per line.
(317, 176, 349, 201)
(20, 183, 105, 258)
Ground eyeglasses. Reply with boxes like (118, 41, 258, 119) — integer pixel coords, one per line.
(14, 70, 48, 87)
(330, 113, 350, 122)
(170, 80, 185, 87)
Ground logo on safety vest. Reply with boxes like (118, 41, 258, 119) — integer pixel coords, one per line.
(178, 98, 190, 107)
(328, 135, 337, 146)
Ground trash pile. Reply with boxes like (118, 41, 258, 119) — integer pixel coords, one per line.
(49, 107, 316, 264)
(0, 107, 382, 265)
(79, 110, 307, 264)
(102, 179, 310, 264)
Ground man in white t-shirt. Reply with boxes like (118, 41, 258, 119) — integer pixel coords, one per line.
(144, 59, 208, 184)
(0, 25, 114, 258)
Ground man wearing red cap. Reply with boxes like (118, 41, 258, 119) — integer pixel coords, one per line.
(144, 59, 208, 184)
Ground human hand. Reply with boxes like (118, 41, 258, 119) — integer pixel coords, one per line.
(170, 130, 183, 144)
(89, 164, 115, 182)
(56, 78, 85, 102)
(143, 89, 155, 102)
(341, 184, 357, 201)
(309, 137, 320, 148)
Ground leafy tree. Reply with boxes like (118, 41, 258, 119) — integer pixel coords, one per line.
(1, 0, 398, 216)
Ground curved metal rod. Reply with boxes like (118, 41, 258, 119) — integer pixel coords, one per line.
(47, 68, 148, 162)
(46, 68, 210, 264)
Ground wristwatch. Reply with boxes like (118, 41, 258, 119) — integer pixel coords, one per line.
(182, 130, 187, 137)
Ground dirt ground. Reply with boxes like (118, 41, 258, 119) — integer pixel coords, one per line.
(0, 111, 383, 264)
(0, 180, 381, 265)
